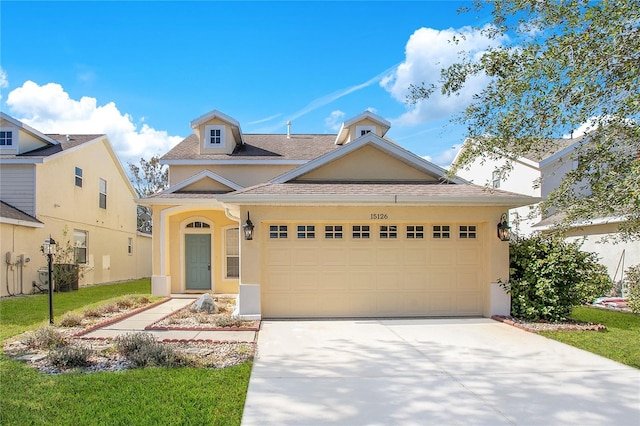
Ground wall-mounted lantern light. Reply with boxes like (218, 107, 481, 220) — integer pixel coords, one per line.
(43, 236, 57, 324)
(497, 213, 511, 242)
(242, 212, 254, 240)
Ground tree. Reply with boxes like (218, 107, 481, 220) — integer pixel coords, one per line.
(128, 156, 168, 233)
(409, 0, 640, 239)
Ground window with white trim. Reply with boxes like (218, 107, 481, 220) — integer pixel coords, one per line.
(432, 225, 450, 239)
(0, 130, 14, 148)
(74, 230, 88, 264)
(269, 225, 288, 239)
(186, 221, 210, 228)
(127, 238, 133, 255)
(459, 225, 477, 239)
(204, 124, 225, 146)
(379, 225, 397, 239)
(355, 125, 375, 137)
(297, 225, 315, 239)
(406, 225, 424, 239)
(99, 178, 107, 209)
(492, 170, 501, 188)
(324, 225, 343, 239)
(352, 225, 370, 239)
(75, 167, 83, 187)
(225, 228, 239, 278)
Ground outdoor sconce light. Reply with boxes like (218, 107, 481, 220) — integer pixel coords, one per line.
(43, 236, 57, 324)
(242, 212, 254, 240)
(497, 213, 511, 242)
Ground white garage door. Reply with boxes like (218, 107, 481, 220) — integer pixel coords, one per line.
(261, 223, 485, 318)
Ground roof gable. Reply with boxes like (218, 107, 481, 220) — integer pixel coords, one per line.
(335, 111, 391, 145)
(161, 170, 242, 194)
(273, 133, 466, 184)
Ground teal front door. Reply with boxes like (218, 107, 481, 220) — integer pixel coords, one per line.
(185, 234, 211, 290)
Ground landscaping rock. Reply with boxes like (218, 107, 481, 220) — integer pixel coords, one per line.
(191, 294, 217, 314)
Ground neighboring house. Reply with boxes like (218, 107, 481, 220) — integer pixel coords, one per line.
(0, 113, 151, 297)
(140, 110, 535, 319)
(455, 136, 639, 282)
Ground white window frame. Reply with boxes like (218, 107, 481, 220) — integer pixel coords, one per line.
(459, 225, 477, 239)
(406, 225, 424, 239)
(127, 237, 133, 255)
(324, 225, 343, 239)
(352, 225, 370, 239)
(379, 225, 398, 239)
(224, 227, 239, 279)
(75, 167, 83, 188)
(269, 225, 288, 239)
(99, 178, 107, 209)
(74, 230, 88, 264)
(491, 170, 501, 189)
(297, 225, 315, 239)
(0, 128, 16, 150)
(204, 124, 225, 146)
(355, 125, 376, 137)
(432, 225, 451, 239)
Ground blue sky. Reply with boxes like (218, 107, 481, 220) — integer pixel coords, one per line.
(0, 1, 499, 167)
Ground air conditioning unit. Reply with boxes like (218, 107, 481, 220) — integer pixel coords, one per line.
(38, 268, 52, 290)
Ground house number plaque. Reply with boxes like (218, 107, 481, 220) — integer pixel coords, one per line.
(370, 213, 389, 220)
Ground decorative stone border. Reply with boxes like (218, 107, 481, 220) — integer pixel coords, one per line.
(73, 298, 171, 337)
(491, 315, 607, 332)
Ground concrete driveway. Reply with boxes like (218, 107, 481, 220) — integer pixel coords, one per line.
(242, 318, 640, 426)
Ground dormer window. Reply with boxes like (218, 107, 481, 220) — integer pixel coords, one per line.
(205, 125, 225, 146)
(356, 125, 376, 137)
(0, 129, 14, 149)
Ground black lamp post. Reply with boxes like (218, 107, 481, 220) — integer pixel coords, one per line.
(242, 212, 254, 240)
(497, 213, 511, 242)
(43, 236, 57, 324)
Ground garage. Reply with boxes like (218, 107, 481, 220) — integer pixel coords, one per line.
(261, 221, 485, 318)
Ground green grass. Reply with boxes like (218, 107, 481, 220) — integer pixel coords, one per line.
(0, 278, 252, 425)
(0, 279, 151, 341)
(540, 306, 640, 369)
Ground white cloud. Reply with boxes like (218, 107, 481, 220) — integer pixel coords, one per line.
(0, 67, 8, 99)
(248, 113, 282, 125)
(5, 81, 182, 165)
(422, 143, 462, 169)
(324, 110, 345, 132)
(382, 26, 504, 127)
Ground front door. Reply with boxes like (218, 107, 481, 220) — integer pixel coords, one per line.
(185, 234, 211, 290)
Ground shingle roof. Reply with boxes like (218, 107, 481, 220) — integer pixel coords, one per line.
(0, 134, 104, 159)
(217, 181, 537, 207)
(0, 200, 43, 225)
(161, 134, 339, 161)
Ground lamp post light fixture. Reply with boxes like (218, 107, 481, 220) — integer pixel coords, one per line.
(43, 236, 57, 324)
(497, 213, 511, 242)
(242, 212, 255, 240)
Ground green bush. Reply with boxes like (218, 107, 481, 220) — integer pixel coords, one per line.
(48, 345, 92, 368)
(504, 235, 612, 321)
(624, 264, 640, 313)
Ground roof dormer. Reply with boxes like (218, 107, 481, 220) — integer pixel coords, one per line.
(190, 110, 245, 155)
(334, 111, 391, 145)
(0, 112, 60, 155)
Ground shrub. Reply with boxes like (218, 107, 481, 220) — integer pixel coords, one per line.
(48, 345, 92, 368)
(624, 264, 640, 313)
(23, 325, 67, 349)
(58, 311, 84, 327)
(505, 235, 612, 321)
(100, 302, 120, 314)
(114, 332, 190, 368)
(82, 307, 103, 318)
(215, 317, 247, 328)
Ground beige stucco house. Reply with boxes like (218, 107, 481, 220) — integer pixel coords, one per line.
(141, 110, 536, 319)
(0, 113, 151, 297)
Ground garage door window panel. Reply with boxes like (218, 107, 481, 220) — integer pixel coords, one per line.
(379, 225, 398, 239)
(459, 225, 477, 239)
(433, 225, 451, 239)
(406, 225, 424, 239)
(325, 225, 343, 239)
(297, 225, 315, 239)
(269, 225, 288, 239)
(352, 225, 370, 239)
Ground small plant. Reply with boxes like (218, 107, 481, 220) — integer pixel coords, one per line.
(58, 311, 84, 327)
(114, 332, 190, 368)
(100, 303, 120, 314)
(48, 345, 92, 368)
(82, 307, 103, 318)
(23, 325, 67, 349)
(215, 317, 246, 328)
(624, 264, 640, 313)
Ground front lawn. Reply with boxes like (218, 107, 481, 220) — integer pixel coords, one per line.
(540, 306, 640, 369)
(0, 279, 252, 425)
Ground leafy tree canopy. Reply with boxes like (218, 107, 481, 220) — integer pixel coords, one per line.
(409, 0, 640, 239)
(128, 156, 168, 233)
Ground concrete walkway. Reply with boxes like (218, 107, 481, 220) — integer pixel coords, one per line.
(242, 319, 640, 426)
(81, 297, 256, 342)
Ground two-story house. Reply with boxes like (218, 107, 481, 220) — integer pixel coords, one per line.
(140, 109, 536, 319)
(0, 113, 151, 297)
(455, 136, 639, 281)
